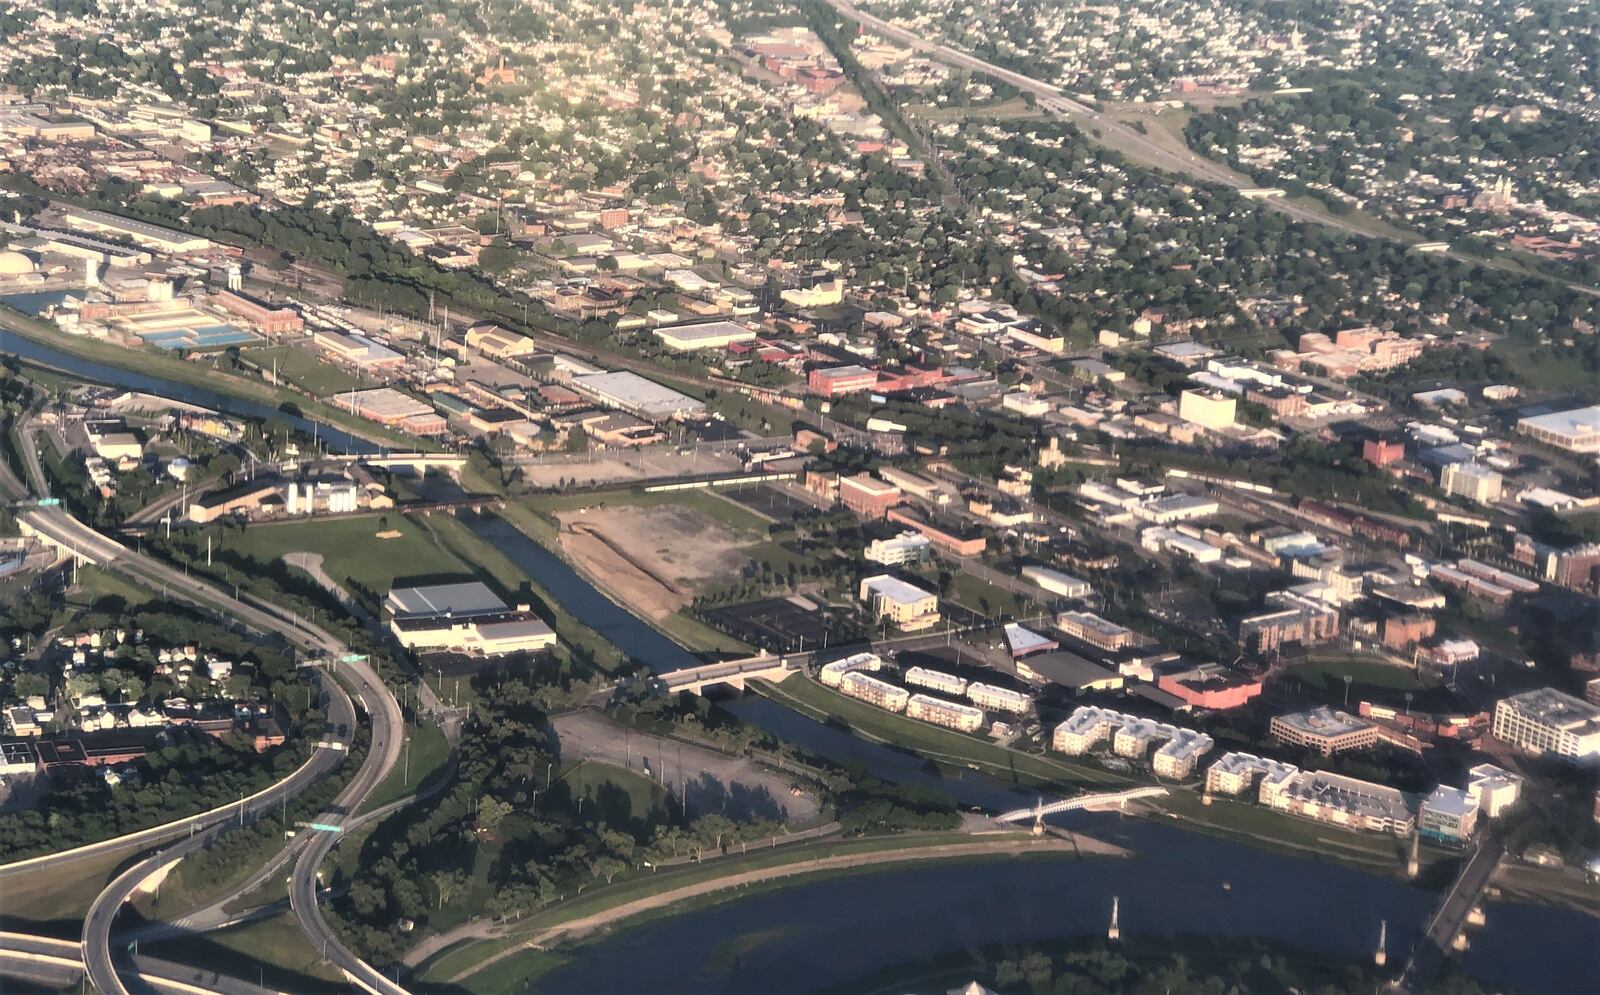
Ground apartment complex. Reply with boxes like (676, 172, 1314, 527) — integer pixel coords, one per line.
(906, 693, 985, 732)
(1052, 706, 1214, 778)
(838, 670, 910, 711)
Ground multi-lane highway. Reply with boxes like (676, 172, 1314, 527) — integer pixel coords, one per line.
(5, 502, 411, 995)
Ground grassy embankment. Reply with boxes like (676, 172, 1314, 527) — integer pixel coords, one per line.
(418, 830, 1076, 994)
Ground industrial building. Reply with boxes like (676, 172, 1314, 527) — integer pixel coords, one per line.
(1515, 405, 1600, 454)
(1492, 688, 1600, 764)
(570, 370, 707, 420)
(652, 320, 757, 352)
(839, 474, 902, 519)
(385, 581, 556, 656)
(1020, 565, 1091, 600)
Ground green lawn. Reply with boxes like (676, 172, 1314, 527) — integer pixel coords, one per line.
(942, 569, 1030, 618)
(561, 759, 668, 822)
(759, 675, 1128, 790)
(1494, 337, 1600, 391)
(358, 720, 452, 815)
(1288, 655, 1429, 694)
(655, 611, 753, 655)
(64, 564, 159, 613)
(243, 345, 366, 397)
(143, 910, 346, 992)
(0, 847, 129, 926)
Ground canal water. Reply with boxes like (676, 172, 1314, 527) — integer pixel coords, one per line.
(9, 336, 1594, 993)
(1, 328, 380, 454)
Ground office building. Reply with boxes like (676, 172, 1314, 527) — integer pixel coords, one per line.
(1419, 785, 1479, 843)
(807, 364, 878, 397)
(1441, 462, 1504, 504)
(859, 575, 940, 631)
(1466, 763, 1522, 818)
(1492, 688, 1600, 763)
(1270, 707, 1380, 756)
(1056, 610, 1136, 651)
(1261, 770, 1414, 836)
(1177, 388, 1237, 430)
(865, 531, 933, 566)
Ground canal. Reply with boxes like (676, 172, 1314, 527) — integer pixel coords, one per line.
(1, 328, 381, 455)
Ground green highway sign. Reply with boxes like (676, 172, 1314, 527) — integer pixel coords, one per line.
(339, 653, 365, 663)
(308, 822, 344, 833)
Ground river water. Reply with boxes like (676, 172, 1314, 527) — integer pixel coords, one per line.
(8, 338, 1593, 993)
(467, 510, 1599, 995)
(1, 329, 380, 454)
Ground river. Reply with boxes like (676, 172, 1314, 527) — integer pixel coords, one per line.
(1, 328, 380, 455)
(463, 509, 1599, 995)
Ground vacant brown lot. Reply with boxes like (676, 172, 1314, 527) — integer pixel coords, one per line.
(558, 503, 756, 619)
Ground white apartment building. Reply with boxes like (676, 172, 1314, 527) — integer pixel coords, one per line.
(838, 671, 910, 712)
(906, 693, 985, 733)
(966, 682, 1032, 715)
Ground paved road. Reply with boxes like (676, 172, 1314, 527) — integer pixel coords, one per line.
(9, 503, 410, 995)
(551, 709, 821, 824)
(0, 930, 285, 994)
(1396, 835, 1506, 994)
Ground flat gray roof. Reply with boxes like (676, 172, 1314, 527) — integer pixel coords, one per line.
(386, 581, 506, 618)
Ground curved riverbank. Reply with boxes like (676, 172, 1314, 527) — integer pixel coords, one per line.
(431, 832, 1117, 985)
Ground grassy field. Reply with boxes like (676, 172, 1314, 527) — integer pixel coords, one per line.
(1494, 337, 1600, 391)
(358, 720, 452, 815)
(759, 675, 1128, 790)
(1288, 654, 1430, 694)
(144, 910, 346, 992)
(655, 610, 754, 655)
(521, 486, 774, 536)
(244, 345, 366, 397)
(561, 759, 668, 822)
(0, 847, 129, 927)
(905, 96, 1048, 122)
(64, 564, 159, 612)
(209, 514, 478, 611)
(943, 569, 1030, 618)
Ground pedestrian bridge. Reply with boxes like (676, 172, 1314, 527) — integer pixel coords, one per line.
(329, 453, 469, 474)
(656, 654, 802, 695)
(994, 786, 1168, 823)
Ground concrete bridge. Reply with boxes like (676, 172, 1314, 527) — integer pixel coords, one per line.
(656, 653, 805, 695)
(994, 787, 1169, 824)
(328, 452, 469, 475)
(1394, 834, 1505, 993)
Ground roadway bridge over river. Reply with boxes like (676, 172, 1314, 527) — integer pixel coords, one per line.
(656, 654, 805, 694)
(1394, 834, 1505, 994)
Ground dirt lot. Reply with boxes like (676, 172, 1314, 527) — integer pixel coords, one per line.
(558, 503, 757, 619)
(514, 448, 740, 489)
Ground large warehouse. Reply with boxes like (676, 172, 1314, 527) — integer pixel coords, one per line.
(651, 320, 757, 352)
(571, 370, 706, 419)
(1516, 405, 1600, 454)
(385, 581, 557, 656)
